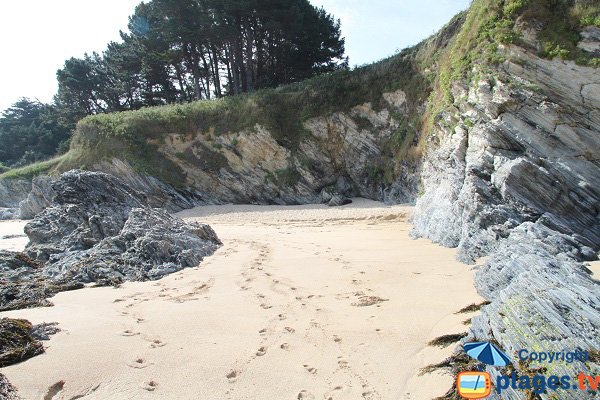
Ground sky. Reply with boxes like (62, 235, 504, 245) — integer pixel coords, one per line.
(0, 0, 471, 113)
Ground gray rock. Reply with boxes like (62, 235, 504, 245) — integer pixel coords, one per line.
(0, 170, 221, 312)
(0, 179, 31, 208)
(0, 208, 20, 221)
(0, 250, 83, 312)
(578, 26, 600, 55)
(46, 208, 221, 284)
(328, 195, 353, 207)
(412, 45, 600, 399)
(95, 159, 204, 212)
(0, 373, 19, 400)
(18, 176, 56, 219)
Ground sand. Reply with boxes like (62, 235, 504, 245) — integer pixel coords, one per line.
(0, 199, 484, 400)
(0, 220, 29, 252)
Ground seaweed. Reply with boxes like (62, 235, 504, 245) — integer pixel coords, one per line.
(0, 318, 44, 367)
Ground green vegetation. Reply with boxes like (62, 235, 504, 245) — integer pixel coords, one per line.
(519, 0, 600, 65)
(0, 99, 73, 168)
(0, 156, 66, 180)
(5, 0, 599, 187)
(424, 0, 599, 136)
(56, 0, 346, 117)
(54, 41, 435, 186)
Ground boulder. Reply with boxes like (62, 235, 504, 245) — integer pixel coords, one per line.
(0, 170, 221, 312)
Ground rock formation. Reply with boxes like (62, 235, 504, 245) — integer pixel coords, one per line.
(411, 20, 600, 400)
(0, 170, 221, 312)
(0, 179, 30, 220)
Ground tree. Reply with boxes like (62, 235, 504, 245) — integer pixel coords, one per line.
(0, 98, 73, 167)
(55, 0, 347, 116)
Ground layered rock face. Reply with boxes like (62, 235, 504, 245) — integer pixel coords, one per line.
(0, 170, 221, 311)
(412, 40, 600, 398)
(0, 179, 31, 220)
(151, 95, 418, 206)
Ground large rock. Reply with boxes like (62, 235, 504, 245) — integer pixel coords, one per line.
(18, 176, 56, 219)
(412, 44, 600, 399)
(46, 208, 221, 284)
(0, 179, 31, 208)
(0, 170, 221, 312)
(0, 208, 19, 221)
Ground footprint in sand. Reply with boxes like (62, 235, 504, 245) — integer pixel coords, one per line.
(259, 328, 267, 335)
(226, 370, 239, 383)
(120, 329, 140, 337)
(128, 358, 150, 369)
(284, 327, 295, 333)
(280, 343, 290, 350)
(278, 313, 287, 320)
(260, 303, 273, 310)
(256, 347, 267, 356)
(333, 335, 342, 343)
(149, 339, 166, 348)
(324, 385, 346, 399)
(298, 390, 316, 400)
(303, 365, 318, 375)
(43, 381, 65, 400)
(142, 380, 159, 391)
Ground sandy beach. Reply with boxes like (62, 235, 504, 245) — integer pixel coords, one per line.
(0, 199, 483, 400)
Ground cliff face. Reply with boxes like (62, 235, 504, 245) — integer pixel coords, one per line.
(146, 94, 417, 205)
(38, 13, 466, 208)
(412, 18, 600, 400)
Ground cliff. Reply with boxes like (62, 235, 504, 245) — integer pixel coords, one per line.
(411, 0, 600, 398)
(0, 12, 467, 209)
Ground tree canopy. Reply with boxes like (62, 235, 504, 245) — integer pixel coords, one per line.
(56, 0, 347, 115)
(0, 98, 72, 168)
(1, 0, 346, 169)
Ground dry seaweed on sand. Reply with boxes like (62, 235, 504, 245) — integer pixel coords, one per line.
(455, 301, 491, 314)
(419, 351, 485, 400)
(427, 333, 468, 348)
(0, 318, 44, 367)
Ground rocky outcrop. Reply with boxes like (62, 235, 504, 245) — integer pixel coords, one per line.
(0, 317, 60, 398)
(0, 179, 31, 220)
(18, 176, 55, 219)
(0, 170, 221, 311)
(412, 37, 600, 399)
(0, 180, 31, 208)
(95, 158, 205, 212)
(153, 97, 419, 206)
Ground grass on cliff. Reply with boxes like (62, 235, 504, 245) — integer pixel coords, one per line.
(0, 155, 66, 180)
(53, 42, 438, 187)
(422, 0, 600, 137)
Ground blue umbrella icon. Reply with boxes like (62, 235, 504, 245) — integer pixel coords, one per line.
(464, 342, 511, 366)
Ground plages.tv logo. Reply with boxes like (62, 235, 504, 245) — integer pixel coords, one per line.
(457, 341, 600, 398)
